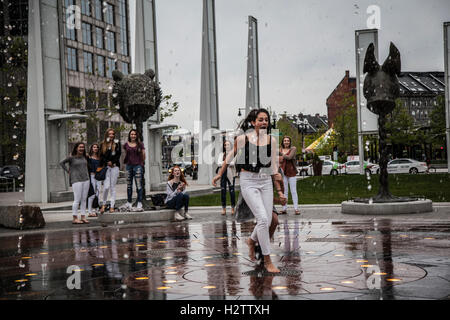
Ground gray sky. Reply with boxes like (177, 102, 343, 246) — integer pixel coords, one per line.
(132, 0, 450, 132)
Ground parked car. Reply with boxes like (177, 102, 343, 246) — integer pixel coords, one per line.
(344, 161, 380, 175)
(298, 160, 343, 176)
(322, 160, 344, 176)
(297, 162, 313, 176)
(387, 158, 428, 174)
(0, 165, 21, 179)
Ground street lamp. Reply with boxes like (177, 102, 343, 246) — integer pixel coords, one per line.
(237, 108, 246, 117)
(296, 117, 309, 159)
(272, 111, 277, 129)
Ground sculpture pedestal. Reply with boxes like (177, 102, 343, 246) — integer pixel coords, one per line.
(341, 199, 433, 215)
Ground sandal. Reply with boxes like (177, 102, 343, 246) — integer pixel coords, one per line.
(295, 210, 301, 215)
(88, 213, 98, 217)
(231, 208, 235, 215)
(221, 209, 226, 216)
(72, 219, 83, 225)
(81, 220, 90, 224)
(99, 206, 106, 214)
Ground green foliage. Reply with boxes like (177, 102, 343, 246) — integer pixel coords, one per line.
(429, 95, 446, 146)
(160, 94, 179, 122)
(333, 93, 358, 156)
(385, 99, 416, 146)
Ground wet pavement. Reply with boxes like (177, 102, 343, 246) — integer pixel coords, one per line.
(0, 215, 449, 300)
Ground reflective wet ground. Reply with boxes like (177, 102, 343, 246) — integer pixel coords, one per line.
(0, 217, 449, 300)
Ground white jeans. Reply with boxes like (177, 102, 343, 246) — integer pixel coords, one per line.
(239, 171, 274, 256)
(103, 166, 119, 208)
(72, 180, 90, 217)
(88, 174, 102, 213)
(283, 175, 298, 211)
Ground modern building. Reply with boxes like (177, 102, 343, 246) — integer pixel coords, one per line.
(62, 0, 132, 149)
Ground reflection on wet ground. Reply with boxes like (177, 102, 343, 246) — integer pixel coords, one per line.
(0, 218, 449, 300)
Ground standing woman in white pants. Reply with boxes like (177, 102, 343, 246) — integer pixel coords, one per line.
(99, 128, 121, 213)
(60, 142, 91, 224)
(87, 143, 102, 217)
(279, 136, 300, 215)
(213, 109, 285, 273)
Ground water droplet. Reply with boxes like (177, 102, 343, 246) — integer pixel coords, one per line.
(367, 185, 372, 191)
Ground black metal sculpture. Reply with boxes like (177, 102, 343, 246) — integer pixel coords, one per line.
(362, 42, 401, 202)
(112, 69, 162, 209)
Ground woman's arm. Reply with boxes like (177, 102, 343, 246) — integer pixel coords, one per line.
(283, 147, 297, 160)
(59, 157, 71, 173)
(213, 135, 244, 185)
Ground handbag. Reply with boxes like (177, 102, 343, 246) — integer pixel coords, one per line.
(235, 193, 254, 222)
(92, 195, 99, 209)
(95, 166, 107, 181)
(150, 193, 167, 206)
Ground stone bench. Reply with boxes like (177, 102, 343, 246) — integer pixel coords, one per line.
(0, 205, 45, 229)
(98, 208, 177, 224)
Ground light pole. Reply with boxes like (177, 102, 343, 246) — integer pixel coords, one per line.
(237, 108, 246, 117)
(272, 111, 277, 129)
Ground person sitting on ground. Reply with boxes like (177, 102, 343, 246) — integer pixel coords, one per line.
(165, 166, 192, 221)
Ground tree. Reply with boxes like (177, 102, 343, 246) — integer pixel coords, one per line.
(333, 93, 358, 156)
(429, 95, 446, 147)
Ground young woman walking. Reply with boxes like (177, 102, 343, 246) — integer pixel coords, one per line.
(217, 139, 236, 215)
(99, 128, 121, 213)
(213, 108, 284, 273)
(87, 143, 102, 217)
(60, 142, 91, 224)
(279, 136, 300, 215)
(165, 166, 191, 221)
(123, 129, 146, 210)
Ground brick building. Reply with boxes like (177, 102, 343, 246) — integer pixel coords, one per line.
(326, 70, 356, 127)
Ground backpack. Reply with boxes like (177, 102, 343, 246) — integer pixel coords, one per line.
(150, 193, 167, 206)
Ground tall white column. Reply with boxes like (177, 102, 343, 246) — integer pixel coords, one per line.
(133, 0, 164, 190)
(245, 16, 260, 115)
(198, 0, 220, 185)
(25, 0, 48, 203)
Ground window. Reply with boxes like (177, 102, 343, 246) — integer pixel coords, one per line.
(121, 62, 129, 75)
(106, 58, 116, 78)
(105, 3, 114, 25)
(65, 0, 77, 40)
(68, 87, 81, 109)
(95, 27, 104, 49)
(106, 31, 116, 52)
(118, 0, 129, 55)
(96, 55, 105, 77)
(82, 23, 92, 45)
(389, 160, 400, 165)
(81, 0, 91, 16)
(67, 47, 78, 71)
(94, 0, 103, 20)
(83, 51, 93, 73)
(85, 89, 96, 110)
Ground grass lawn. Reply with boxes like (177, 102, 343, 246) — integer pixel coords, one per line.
(189, 173, 450, 206)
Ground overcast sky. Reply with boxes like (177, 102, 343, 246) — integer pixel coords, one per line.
(131, 0, 450, 132)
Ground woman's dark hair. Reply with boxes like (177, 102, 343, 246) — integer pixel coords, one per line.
(71, 142, 88, 159)
(281, 136, 292, 149)
(128, 129, 142, 153)
(238, 108, 272, 134)
(89, 143, 100, 156)
(222, 139, 232, 161)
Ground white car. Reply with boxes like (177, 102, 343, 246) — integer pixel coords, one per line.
(344, 161, 380, 175)
(387, 158, 428, 174)
(297, 161, 343, 176)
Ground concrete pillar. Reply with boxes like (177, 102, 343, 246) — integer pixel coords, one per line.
(246, 16, 260, 115)
(133, 0, 165, 190)
(25, 0, 66, 203)
(444, 22, 450, 173)
(198, 0, 220, 185)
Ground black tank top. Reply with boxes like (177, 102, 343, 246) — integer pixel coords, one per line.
(236, 135, 272, 173)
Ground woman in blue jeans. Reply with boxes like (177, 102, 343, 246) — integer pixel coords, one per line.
(123, 129, 145, 210)
(165, 166, 191, 221)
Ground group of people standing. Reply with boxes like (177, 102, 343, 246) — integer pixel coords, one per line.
(213, 108, 300, 273)
(60, 128, 145, 225)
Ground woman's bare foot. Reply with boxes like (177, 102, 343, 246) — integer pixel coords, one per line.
(231, 207, 235, 215)
(246, 238, 256, 261)
(221, 208, 226, 215)
(264, 256, 280, 273)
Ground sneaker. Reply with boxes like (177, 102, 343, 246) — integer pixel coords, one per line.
(183, 211, 193, 220)
(174, 211, 185, 221)
(136, 202, 143, 209)
(126, 202, 132, 209)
